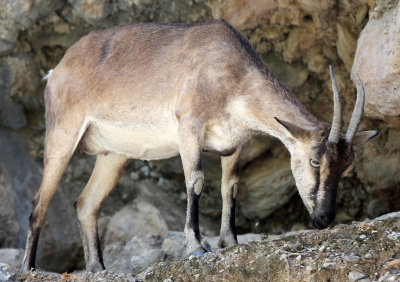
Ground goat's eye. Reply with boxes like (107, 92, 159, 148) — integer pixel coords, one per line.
(310, 159, 320, 168)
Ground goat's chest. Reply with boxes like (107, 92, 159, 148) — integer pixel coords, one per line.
(203, 119, 249, 156)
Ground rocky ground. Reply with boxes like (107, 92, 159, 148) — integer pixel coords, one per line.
(1, 212, 399, 281)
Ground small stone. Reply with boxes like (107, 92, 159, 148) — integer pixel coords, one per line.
(295, 255, 302, 263)
(140, 166, 150, 176)
(343, 255, 361, 263)
(130, 171, 139, 180)
(348, 271, 367, 281)
(387, 232, 400, 241)
(319, 245, 326, 252)
(359, 235, 367, 240)
(365, 253, 373, 259)
(322, 259, 335, 268)
(0, 263, 16, 282)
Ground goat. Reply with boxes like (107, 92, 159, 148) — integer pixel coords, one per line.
(22, 19, 378, 272)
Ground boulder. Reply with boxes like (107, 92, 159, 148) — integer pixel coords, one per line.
(336, 23, 357, 73)
(161, 232, 185, 261)
(0, 249, 24, 269)
(0, 164, 19, 248)
(355, 128, 400, 191)
(239, 135, 274, 167)
(70, 0, 110, 24)
(239, 151, 296, 219)
(103, 234, 166, 275)
(352, 2, 400, 127)
(104, 200, 168, 245)
(207, 1, 278, 30)
(296, 0, 335, 13)
(0, 60, 27, 130)
(263, 52, 309, 88)
(0, 0, 62, 55)
(0, 130, 40, 248)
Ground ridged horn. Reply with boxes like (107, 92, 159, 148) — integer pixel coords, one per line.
(328, 65, 342, 144)
(346, 73, 365, 143)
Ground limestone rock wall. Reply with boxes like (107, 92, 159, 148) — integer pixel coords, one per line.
(0, 0, 399, 272)
(352, 0, 400, 127)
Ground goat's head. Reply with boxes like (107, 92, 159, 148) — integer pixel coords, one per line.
(276, 66, 378, 229)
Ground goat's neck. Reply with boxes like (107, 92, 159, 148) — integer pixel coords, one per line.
(237, 71, 320, 152)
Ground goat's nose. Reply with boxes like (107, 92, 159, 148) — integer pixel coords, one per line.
(311, 212, 335, 230)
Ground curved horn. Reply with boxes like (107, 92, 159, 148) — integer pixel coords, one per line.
(346, 73, 365, 143)
(328, 65, 342, 144)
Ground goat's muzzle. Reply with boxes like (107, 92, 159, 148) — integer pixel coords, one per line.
(311, 210, 336, 230)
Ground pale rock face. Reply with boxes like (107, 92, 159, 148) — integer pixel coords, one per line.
(207, 0, 308, 30)
(296, 0, 335, 13)
(0, 164, 18, 248)
(103, 234, 165, 274)
(104, 200, 168, 245)
(239, 151, 296, 219)
(0, 249, 24, 269)
(352, 2, 400, 128)
(207, 0, 278, 30)
(71, 0, 109, 23)
(336, 23, 357, 73)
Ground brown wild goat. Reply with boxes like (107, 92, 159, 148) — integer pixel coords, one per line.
(22, 20, 378, 272)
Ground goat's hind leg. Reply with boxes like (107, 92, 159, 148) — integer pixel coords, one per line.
(22, 119, 87, 272)
(74, 153, 128, 272)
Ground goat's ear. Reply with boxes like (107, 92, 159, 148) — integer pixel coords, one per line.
(352, 130, 379, 145)
(274, 117, 311, 141)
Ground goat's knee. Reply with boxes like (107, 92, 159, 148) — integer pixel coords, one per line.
(74, 198, 99, 237)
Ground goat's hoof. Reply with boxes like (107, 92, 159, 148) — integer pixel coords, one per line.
(86, 264, 105, 273)
(218, 238, 238, 249)
(190, 249, 206, 256)
(201, 239, 211, 252)
(20, 267, 34, 274)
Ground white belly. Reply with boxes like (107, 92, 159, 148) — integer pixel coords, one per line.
(82, 117, 180, 160)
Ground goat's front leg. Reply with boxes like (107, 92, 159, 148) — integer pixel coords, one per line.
(219, 147, 242, 248)
(179, 121, 209, 256)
